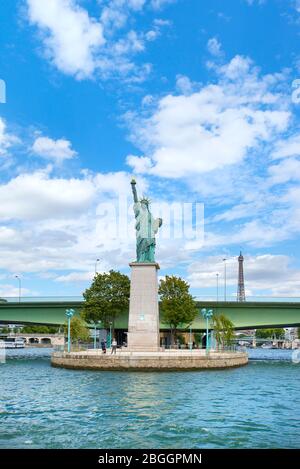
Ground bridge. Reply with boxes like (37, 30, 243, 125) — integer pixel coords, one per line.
(0, 298, 300, 330)
(0, 333, 65, 346)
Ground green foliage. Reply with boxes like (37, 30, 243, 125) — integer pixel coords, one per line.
(159, 275, 198, 345)
(177, 334, 186, 345)
(82, 270, 130, 331)
(256, 328, 285, 339)
(22, 325, 59, 334)
(193, 333, 203, 346)
(212, 313, 235, 349)
(64, 316, 90, 343)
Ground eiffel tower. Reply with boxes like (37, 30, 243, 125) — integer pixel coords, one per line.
(237, 251, 246, 302)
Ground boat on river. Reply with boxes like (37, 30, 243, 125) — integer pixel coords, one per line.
(1, 337, 25, 349)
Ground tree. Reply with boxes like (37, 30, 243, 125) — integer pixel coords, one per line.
(212, 313, 235, 350)
(159, 275, 198, 346)
(194, 333, 203, 347)
(82, 270, 130, 336)
(22, 325, 59, 334)
(256, 328, 285, 340)
(64, 316, 90, 345)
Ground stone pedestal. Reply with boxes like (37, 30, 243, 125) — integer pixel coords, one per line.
(127, 262, 160, 351)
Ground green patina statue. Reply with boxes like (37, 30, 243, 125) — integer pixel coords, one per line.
(131, 179, 162, 263)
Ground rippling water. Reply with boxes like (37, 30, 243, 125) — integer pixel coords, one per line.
(0, 348, 299, 449)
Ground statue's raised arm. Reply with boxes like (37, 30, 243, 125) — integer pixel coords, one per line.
(131, 178, 138, 204)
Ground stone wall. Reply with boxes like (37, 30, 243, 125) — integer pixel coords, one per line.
(51, 350, 248, 371)
(127, 263, 160, 351)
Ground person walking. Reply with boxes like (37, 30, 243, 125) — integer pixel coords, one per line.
(111, 338, 117, 355)
(101, 339, 106, 354)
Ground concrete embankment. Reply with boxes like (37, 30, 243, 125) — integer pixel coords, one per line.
(51, 349, 248, 371)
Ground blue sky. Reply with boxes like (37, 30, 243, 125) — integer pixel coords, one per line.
(1, 0, 300, 299)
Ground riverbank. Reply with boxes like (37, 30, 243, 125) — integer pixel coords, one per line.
(51, 349, 248, 371)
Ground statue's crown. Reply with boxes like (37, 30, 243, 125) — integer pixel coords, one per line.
(140, 196, 150, 205)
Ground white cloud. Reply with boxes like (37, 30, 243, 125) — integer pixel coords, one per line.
(141, 94, 154, 106)
(101, 0, 146, 31)
(55, 271, 95, 283)
(112, 30, 145, 54)
(93, 170, 143, 195)
(207, 37, 222, 57)
(244, 0, 266, 5)
(0, 168, 140, 278)
(145, 30, 159, 41)
(175, 74, 194, 95)
(32, 136, 77, 162)
(151, 0, 175, 9)
(212, 202, 265, 223)
(187, 254, 300, 297)
(217, 55, 253, 79)
(27, 0, 105, 80)
(272, 133, 300, 159)
(184, 191, 300, 249)
(0, 117, 19, 156)
(144, 15, 171, 42)
(0, 168, 138, 223)
(268, 157, 300, 185)
(145, 16, 172, 42)
(0, 169, 96, 221)
(126, 155, 153, 173)
(126, 56, 290, 178)
(0, 227, 25, 251)
(0, 163, 199, 281)
(26, 0, 172, 82)
(153, 18, 171, 26)
(0, 284, 32, 298)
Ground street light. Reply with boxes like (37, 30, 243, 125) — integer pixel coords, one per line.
(216, 273, 219, 302)
(92, 320, 102, 349)
(65, 308, 75, 353)
(15, 275, 21, 303)
(189, 325, 192, 351)
(95, 258, 100, 274)
(201, 308, 214, 355)
(107, 321, 112, 349)
(223, 258, 227, 301)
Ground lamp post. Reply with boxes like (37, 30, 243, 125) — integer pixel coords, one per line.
(201, 308, 214, 355)
(223, 258, 227, 301)
(189, 325, 192, 351)
(93, 322, 97, 349)
(93, 320, 101, 349)
(107, 321, 112, 349)
(95, 258, 100, 274)
(216, 273, 219, 302)
(15, 275, 21, 303)
(65, 308, 75, 353)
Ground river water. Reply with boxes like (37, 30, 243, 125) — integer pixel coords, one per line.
(0, 348, 299, 449)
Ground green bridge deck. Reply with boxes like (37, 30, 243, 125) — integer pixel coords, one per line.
(0, 300, 300, 330)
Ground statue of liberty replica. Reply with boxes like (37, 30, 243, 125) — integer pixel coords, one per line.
(131, 178, 162, 263)
(128, 179, 162, 351)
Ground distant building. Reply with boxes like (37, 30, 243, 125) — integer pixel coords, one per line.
(284, 327, 298, 341)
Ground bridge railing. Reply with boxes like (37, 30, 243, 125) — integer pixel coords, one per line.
(1, 295, 300, 303)
(195, 296, 300, 303)
(0, 296, 84, 303)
